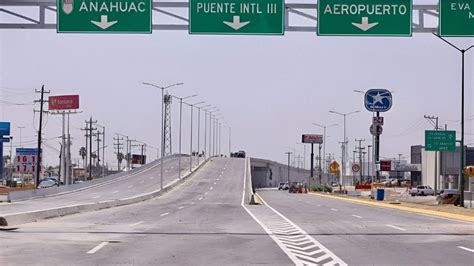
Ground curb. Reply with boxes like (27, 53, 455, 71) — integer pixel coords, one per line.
(308, 192, 474, 223)
(0, 157, 212, 227)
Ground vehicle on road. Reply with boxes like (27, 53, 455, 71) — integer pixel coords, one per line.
(230, 150, 246, 158)
(37, 179, 57, 188)
(410, 185, 435, 196)
(436, 189, 461, 205)
(278, 182, 289, 190)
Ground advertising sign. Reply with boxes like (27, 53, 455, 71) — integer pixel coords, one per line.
(0, 122, 11, 136)
(49, 95, 80, 110)
(302, 134, 324, 144)
(364, 89, 393, 112)
(380, 160, 392, 171)
(15, 148, 40, 173)
(132, 154, 146, 165)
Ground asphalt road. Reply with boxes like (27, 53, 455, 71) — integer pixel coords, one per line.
(257, 190, 474, 266)
(0, 156, 198, 216)
(0, 158, 291, 265)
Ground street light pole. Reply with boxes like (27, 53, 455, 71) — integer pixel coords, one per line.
(285, 152, 292, 184)
(142, 82, 184, 189)
(329, 110, 360, 186)
(433, 34, 473, 207)
(189, 101, 205, 171)
(313, 123, 338, 174)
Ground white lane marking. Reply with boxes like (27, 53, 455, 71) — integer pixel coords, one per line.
(330, 208, 338, 212)
(458, 246, 474, 253)
(149, 176, 154, 180)
(240, 158, 346, 266)
(130, 221, 144, 227)
(160, 212, 170, 217)
(205, 192, 209, 195)
(127, 185, 133, 189)
(210, 187, 213, 190)
(139, 180, 145, 184)
(190, 202, 195, 205)
(351, 215, 363, 219)
(386, 224, 406, 231)
(111, 191, 119, 194)
(92, 196, 101, 199)
(87, 242, 109, 254)
(217, 178, 220, 181)
(305, 201, 310, 204)
(199, 197, 203, 200)
(214, 182, 217, 185)
(178, 206, 185, 209)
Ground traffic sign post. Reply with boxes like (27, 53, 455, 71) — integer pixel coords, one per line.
(439, 0, 474, 37)
(425, 130, 456, 152)
(57, 0, 152, 33)
(352, 163, 360, 173)
(318, 0, 412, 36)
(189, 0, 284, 35)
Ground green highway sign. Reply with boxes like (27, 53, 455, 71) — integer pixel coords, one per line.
(189, 0, 284, 35)
(57, 0, 152, 33)
(440, 0, 474, 37)
(425, 130, 456, 152)
(317, 0, 412, 36)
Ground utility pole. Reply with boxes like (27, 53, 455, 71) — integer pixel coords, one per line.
(285, 152, 292, 185)
(355, 139, 365, 183)
(368, 145, 372, 182)
(424, 114, 440, 194)
(113, 134, 124, 171)
(34, 86, 50, 187)
(85, 118, 97, 180)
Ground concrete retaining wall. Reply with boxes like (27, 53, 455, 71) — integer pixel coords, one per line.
(0, 155, 209, 227)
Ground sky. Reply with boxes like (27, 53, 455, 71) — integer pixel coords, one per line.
(1, 0, 473, 170)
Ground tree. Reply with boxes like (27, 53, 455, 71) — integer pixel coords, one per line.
(79, 147, 86, 168)
(117, 152, 124, 170)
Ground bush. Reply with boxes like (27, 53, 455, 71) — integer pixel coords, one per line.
(310, 184, 332, 193)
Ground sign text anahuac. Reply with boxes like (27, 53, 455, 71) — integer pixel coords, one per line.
(318, 0, 412, 36)
(440, 0, 474, 36)
(189, 0, 284, 35)
(57, 0, 152, 33)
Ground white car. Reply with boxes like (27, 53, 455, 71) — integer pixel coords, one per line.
(37, 179, 57, 189)
(410, 185, 435, 196)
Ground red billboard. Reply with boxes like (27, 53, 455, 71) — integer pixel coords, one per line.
(380, 160, 392, 171)
(302, 134, 323, 144)
(49, 95, 79, 110)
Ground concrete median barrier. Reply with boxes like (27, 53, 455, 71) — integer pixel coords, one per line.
(0, 157, 211, 227)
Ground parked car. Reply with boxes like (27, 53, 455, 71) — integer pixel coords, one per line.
(437, 189, 461, 205)
(37, 179, 57, 188)
(410, 185, 435, 196)
(278, 182, 289, 190)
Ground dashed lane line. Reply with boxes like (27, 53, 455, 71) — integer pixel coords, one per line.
(330, 208, 338, 212)
(386, 224, 406, 231)
(458, 246, 474, 253)
(179, 206, 185, 209)
(92, 196, 101, 199)
(130, 221, 145, 227)
(87, 242, 109, 254)
(127, 185, 133, 189)
(139, 180, 145, 184)
(160, 212, 170, 217)
(351, 215, 363, 219)
(210, 187, 213, 190)
(111, 191, 119, 194)
(199, 197, 203, 201)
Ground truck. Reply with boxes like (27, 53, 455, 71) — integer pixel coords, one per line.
(409, 185, 435, 196)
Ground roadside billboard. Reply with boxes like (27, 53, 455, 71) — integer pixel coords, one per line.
(0, 122, 11, 136)
(132, 154, 146, 165)
(302, 134, 323, 144)
(49, 95, 80, 110)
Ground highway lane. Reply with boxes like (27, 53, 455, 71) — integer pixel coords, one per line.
(0, 158, 292, 265)
(257, 190, 474, 266)
(0, 156, 199, 216)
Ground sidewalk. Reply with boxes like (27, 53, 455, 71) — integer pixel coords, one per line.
(308, 192, 474, 223)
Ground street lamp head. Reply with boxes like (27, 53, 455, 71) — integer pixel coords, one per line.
(353, 89, 365, 94)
